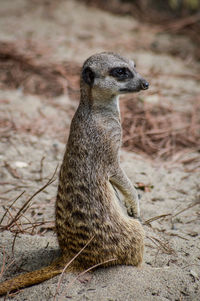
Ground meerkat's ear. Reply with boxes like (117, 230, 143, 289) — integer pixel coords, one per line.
(82, 67, 95, 86)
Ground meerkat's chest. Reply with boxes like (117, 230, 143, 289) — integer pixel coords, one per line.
(100, 117, 122, 142)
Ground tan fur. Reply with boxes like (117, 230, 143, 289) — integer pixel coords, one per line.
(0, 52, 149, 296)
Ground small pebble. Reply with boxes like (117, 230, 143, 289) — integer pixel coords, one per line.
(14, 161, 28, 168)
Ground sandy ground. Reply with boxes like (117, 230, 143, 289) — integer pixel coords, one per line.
(0, 0, 200, 300)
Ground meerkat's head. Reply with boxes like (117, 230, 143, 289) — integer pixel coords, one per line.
(81, 52, 149, 101)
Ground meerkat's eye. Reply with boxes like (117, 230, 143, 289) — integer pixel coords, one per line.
(109, 67, 133, 81)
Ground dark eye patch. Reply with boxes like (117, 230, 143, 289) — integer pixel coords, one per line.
(109, 67, 133, 81)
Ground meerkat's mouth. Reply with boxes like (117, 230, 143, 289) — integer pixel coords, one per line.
(119, 87, 141, 93)
(120, 81, 149, 93)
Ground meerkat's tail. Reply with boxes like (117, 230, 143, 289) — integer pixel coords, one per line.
(0, 257, 65, 296)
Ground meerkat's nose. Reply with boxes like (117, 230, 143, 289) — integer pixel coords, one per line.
(140, 79, 149, 90)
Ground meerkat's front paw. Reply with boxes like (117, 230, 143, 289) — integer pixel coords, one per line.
(127, 206, 140, 220)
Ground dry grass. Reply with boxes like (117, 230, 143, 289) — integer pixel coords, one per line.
(0, 41, 80, 98)
(121, 97, 200, 160)
(0, 167, 57, 235)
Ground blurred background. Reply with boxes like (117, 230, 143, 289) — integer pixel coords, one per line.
(0, 2, 200, 299)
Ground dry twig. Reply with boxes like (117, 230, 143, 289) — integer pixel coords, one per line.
(173, 196, 200, 218)
(147, 235, 176, 255)
(144, 213, 172, 225)
(57, 258, 116, 301)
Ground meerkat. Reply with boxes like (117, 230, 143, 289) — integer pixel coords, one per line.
(0, 52, 149, 295)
